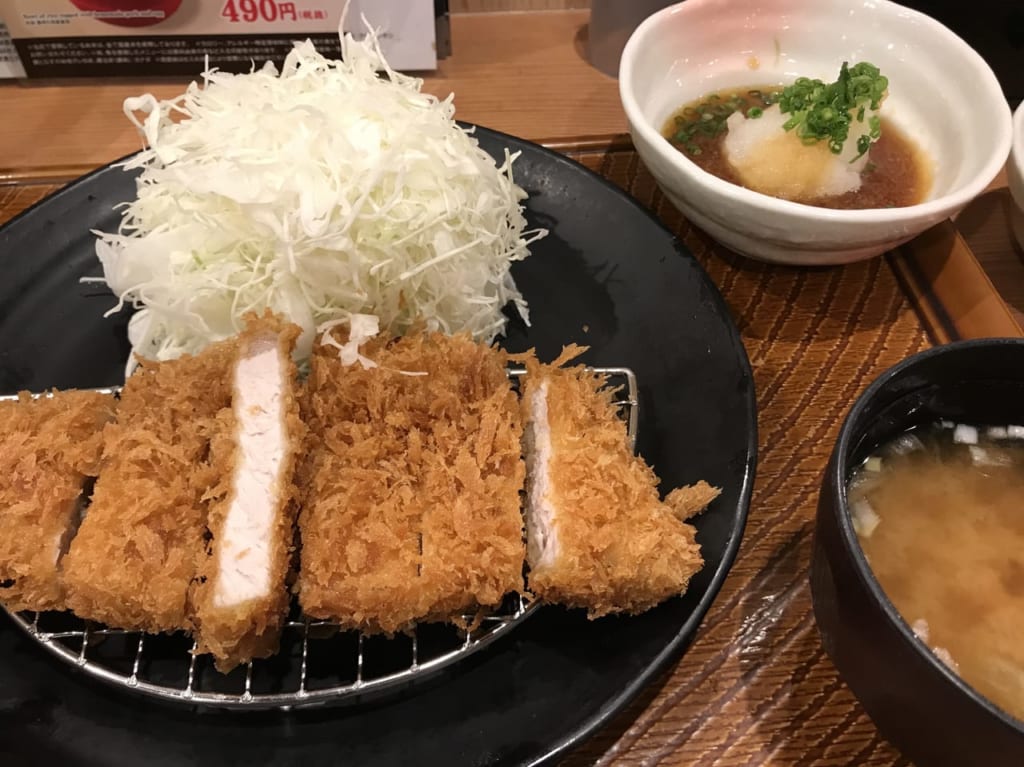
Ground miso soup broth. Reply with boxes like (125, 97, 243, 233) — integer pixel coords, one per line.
(848, 423, 1024, 721)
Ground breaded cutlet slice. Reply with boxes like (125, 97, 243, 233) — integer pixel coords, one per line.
(520, 346, 719, 618)
(415, 334, 525, 621)
(190, 316, 304, 671)
(0, 390, 116, 612)
(298, 330, 525, 632)
(61, 337, 237, 632)
(298, 333, 423, 633)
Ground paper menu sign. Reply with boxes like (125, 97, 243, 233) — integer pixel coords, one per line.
(0, 19, 26, 77)
(0, 0, 444, 78)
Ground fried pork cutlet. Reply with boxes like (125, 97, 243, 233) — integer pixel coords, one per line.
(298, 333, 421, 633)
(414, 334, 525, 622)
(190, 318, 304, 671)
(298, 330, 525, 633)
(61, 338, 237, 632)
(520, 346, 719, 618)
(0, 391, 116, 612)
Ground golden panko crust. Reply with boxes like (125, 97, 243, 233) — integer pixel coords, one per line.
(61, 336, 238, 632)
(416, 334, 525, 622)
(0, 391, 116, 612)
(521, 345, 717, 618)
(298, 330, 525, 633)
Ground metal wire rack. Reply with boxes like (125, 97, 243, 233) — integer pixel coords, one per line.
(1, 366, 638, 710)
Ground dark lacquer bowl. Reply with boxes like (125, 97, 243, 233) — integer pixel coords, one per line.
(811, 338, 1024, 767)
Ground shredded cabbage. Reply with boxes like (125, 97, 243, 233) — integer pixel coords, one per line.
(92, 29, 545, 374)
(319, 313, 381, 370)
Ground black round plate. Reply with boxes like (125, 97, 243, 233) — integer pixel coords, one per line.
(0, 126, 756, 766)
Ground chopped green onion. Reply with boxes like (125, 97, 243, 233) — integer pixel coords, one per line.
(668, 87, 782, 155)
(776, 61, 888, 159)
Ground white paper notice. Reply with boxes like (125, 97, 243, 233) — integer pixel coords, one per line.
(345, 0, 438, 71)
(0, 18, 26, 78)
(0, 1, 439, 75)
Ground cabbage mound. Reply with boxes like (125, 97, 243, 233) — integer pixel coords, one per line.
(93, 30, 545, 374)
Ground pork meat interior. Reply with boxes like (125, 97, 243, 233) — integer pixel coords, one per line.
(190, 318, 304, 670)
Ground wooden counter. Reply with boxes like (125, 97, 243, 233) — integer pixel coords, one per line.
(1, 11, 623, 183)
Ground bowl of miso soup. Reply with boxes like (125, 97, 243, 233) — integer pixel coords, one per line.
(812, 339, 1024, 767)
(618, 0, 1012, 265)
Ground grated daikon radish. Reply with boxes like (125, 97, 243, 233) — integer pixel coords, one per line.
(723, 104, 871, 201)
(91, 29, 545, 374)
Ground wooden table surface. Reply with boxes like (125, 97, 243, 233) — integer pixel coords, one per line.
(2, 9, 1022, 766)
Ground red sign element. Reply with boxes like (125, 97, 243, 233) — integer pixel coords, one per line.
(221, 0, 299, 23)
(68, 1, 184, 28)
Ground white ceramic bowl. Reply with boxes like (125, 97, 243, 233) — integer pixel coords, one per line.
(619, 0, 1012, 265)
(1007, 102, 1024, 253)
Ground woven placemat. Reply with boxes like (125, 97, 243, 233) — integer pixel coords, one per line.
(563, 147, 928, 767)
